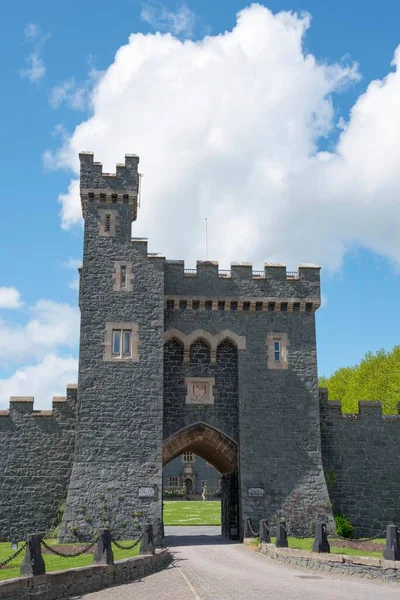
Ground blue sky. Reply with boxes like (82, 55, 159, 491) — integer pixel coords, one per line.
(1, 1, 400, 407)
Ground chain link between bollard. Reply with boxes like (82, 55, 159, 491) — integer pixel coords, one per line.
(247, 521, 259, 537)
(0, 543, 27, 568)
(41, 538, 99, 558)
(111, 529, 145, 550)
(326, 529, 387, 543)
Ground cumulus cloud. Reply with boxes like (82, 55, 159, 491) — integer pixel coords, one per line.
(0, 354, 78, 410)
(0, 287, 23, 309)
(63, 257, 82, 291)
(141, 1, 196, 37)
(0, 299, 79, 364)
(20, 23, 50, 83)
(48, 4, 400, 271)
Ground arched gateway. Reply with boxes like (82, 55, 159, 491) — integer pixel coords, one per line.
(56, 152, 334, 542)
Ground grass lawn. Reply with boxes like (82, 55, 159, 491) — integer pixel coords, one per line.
(0, 539, 140, 582)
(163, 500, 221, 526)
(251, 537, 385, 558)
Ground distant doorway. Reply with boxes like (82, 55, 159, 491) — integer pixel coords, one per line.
(185, 478, 193, 495)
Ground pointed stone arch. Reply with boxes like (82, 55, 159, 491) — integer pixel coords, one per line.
(163, 328, 246, 364)
(162, 422, 238, 474)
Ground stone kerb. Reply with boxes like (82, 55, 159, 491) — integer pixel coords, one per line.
(0, 549, 171, 600)
(257, 543, 400, 582)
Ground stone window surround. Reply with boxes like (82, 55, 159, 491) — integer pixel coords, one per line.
(113, 261, 134, 291)
(104, 322, 139, 362)
(164, 328, 246, 364)
(168, 476, 180, 487)
(164, 296, 319, 312)
(185, 377, 215, 405)
(99, 208, 118, 237)
(266, 332, 289, 370)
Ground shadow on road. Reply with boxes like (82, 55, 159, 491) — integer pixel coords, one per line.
(165, 525, 237, 547)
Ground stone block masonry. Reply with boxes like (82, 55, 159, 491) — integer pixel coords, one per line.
(0, 386, 77, 541)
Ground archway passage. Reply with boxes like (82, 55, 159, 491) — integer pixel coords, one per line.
(162, 423, 240, 540)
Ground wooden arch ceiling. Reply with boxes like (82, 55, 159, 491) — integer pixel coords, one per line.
(162, 422, 238, 474)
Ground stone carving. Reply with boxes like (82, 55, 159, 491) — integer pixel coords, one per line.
(185, 377, 215, 405)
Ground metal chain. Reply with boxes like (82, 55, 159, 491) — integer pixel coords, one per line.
(0, 543, 27, 568)
(327, 529, 387, 543)
(41, 538, 99, 558)
(111, 530, 145, 550)
(247, 521, 259, 537)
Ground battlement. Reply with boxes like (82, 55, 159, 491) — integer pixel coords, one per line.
(164, 260, 320, 304)
(0, 385, 77, 419)
(80, 152, 140, 221)
(319, 388, 400, 421)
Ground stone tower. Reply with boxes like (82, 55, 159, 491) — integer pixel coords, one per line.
(60, 153, 165, 540)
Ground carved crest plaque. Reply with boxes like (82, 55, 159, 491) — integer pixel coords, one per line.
(185, 377, 215, 405)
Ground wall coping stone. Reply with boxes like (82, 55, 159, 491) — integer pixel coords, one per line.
(0, 549, 171, 600)
(256, 542, 400, 580)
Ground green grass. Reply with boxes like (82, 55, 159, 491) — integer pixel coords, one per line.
(0, 539, 139, 582)
(265, 537, 384, 558)
(163, 500, 221, 526)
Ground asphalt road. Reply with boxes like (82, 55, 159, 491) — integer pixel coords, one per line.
(77, 526, 399, 599)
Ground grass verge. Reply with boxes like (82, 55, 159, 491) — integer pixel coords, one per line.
(0, 539, 140, 582)
(256, 537, 385, 558)
(163, 500, 221, 526)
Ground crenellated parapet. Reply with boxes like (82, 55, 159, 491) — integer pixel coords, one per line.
(164, 261, 320, 310)
(80, 152, 140, 221)
(319, 387, 400, 421)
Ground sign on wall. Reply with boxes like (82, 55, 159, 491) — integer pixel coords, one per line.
(248, 487, 264, 497)
(138, 486, 157, 499)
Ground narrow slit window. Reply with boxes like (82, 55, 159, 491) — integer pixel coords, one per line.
(268, 302, 275, 312)
(122, 330, 131, 356)
(274, 340, 281, 362)
(293, 303, 300, 312)
(166, 300, 174, 310)
(306, 302, 313, 312)
(105, 214, 111, 232)
(255, 302, 263, 311)
(280, 302, 288, 312)
(218, 301, 225, 311)
(112, 330, 121, 355)
(243, 302, 250, 311)
(192, 300, 200, 311)
(179, 300, 187, 310)
(120, 265, 127, 288)
(205, 300, 213, 310)
(230, 301, 238, 311)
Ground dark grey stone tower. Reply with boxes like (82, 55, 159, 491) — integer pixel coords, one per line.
(60, 153, 165, 540)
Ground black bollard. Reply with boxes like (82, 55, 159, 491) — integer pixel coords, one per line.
(275, 521, 288, 548)
(383, 524, 400, 560)
(312, 523, 330, 553)
(154, 519, 166, 548)
(94, 529, 114, 565)
(20, 534, 45, 577)
(259, 519, 271, 544)
(140, 523, 155, 555)
(243, 517, 256, 538)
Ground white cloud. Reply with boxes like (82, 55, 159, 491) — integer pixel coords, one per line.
(0, 354, 78, 410)
(0, 299, 79, 364)
(48, 4, 400, 272)
(141, 1, 196, 37)
(63, 257, 82, 291)
(20, 24, 50, 83)
(0, 287, 23, 309)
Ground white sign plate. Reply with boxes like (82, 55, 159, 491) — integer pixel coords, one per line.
(248, 487, 264, 497)
(138, 486, 156, 498)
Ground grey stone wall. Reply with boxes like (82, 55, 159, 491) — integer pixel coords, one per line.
(320, 389, 400, 536)
(60, 155, 165, 541)
(163, 335, 239, 442)
(0, 387, 76, 541)
(163, 301, 333, 536)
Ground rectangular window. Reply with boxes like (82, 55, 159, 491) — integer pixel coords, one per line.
(274, 340, 281, 362)
(120, 265, 127, 288)
(268, 302, 275, 312)
(168, 476, 180, 487)
(255, 302, 263, 311)
(205, 300, 213, 310)
(179, 300, 187, 310)
(166, 299, 174, 310)
(230, 301, 238, 311)
(183, 452, 193, 462)
(192, 300, 200, 311)
(243, 302, 250, 311)
(112, 330, 121, 355)
(105, 214, 111, 232)
(293, 303, 300, 312)
(122, 331, 131, 356)
(306, 302, 313, 312)
(280, 302, 288, 312)
(218, 301, 225, 311)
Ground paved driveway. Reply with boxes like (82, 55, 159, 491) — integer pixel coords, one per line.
(78, 526, 399, 599)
